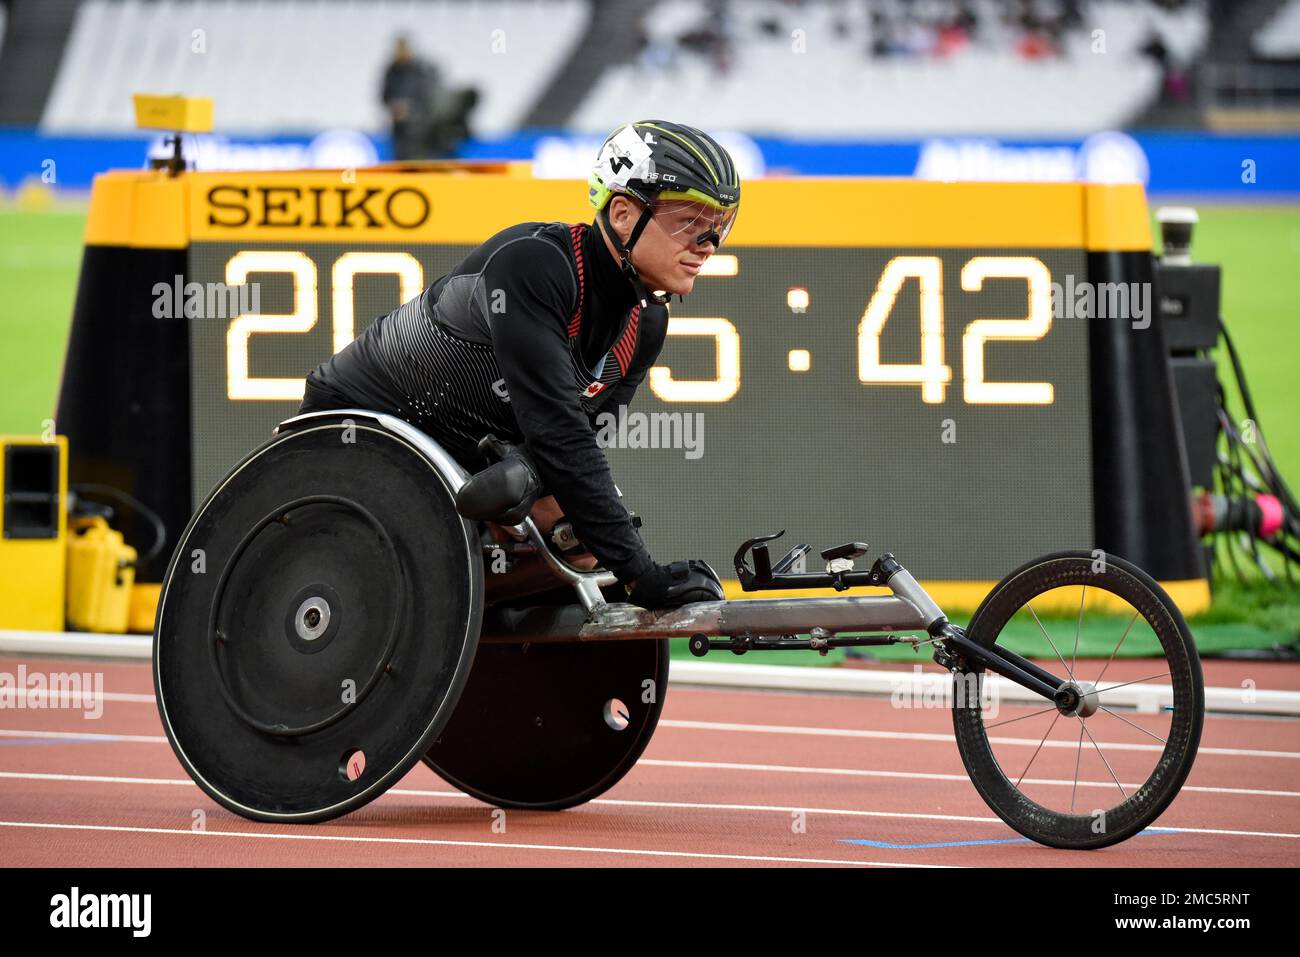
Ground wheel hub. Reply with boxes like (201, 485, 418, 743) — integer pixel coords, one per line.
(1055, 680, 1100, 718)
(295, 596, 331, 641)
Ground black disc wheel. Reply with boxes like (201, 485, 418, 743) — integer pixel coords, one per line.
(154, 415, 483, 823)
(424, 638, 668, 810)
(952, 550, 1204, 850)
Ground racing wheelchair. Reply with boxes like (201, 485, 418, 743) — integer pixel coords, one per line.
(154, 410, 1204, 850)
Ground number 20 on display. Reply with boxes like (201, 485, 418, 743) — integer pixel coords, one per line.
(222, 251, 1053, 406)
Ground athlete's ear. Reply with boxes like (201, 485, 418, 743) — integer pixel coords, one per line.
(607, 195, 643, 243)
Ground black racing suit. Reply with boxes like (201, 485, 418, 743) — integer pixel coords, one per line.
(299, 221, 666, 585)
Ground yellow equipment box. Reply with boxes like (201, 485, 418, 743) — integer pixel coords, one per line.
(132, 93, 214, 133)
(66, 515, 137, 633)
(0, 436, 67, 631)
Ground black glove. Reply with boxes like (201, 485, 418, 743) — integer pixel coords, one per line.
(455, 435, 544, 525)
(626, 560, 725, 609)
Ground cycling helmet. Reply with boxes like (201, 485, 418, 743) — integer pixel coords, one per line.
(587, 120, 740, 303)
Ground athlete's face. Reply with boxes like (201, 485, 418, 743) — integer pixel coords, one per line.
(606, 196, 728, 296)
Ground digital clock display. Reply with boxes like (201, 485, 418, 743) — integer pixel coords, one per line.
(187, 237, 1090, 580)
(170, 170, 1163, 583)
(606, 246, 1090, 580)
(57, 166, 1208, 603)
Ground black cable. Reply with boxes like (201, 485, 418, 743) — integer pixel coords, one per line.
(1221, 415, 1281, 498)
(1224, 423, 1253, 585)
(1222, 416, 1267, 583)
(1212, 324, 1300, 585)
(70, 483, 168, 567)
(1220, 320, 1299, 515)
(1222, 413, 1269, 577)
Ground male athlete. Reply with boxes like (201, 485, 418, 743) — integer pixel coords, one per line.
(298, 120, 740, 609)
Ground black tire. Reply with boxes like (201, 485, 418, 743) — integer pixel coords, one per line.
(424, 638, 668, 810)
(154, 414, 483, 823)
(952, 550, 1204, 850)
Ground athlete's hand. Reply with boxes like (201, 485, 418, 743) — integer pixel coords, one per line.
(528, 497, 598, 570)
(626, 560, 725, 609)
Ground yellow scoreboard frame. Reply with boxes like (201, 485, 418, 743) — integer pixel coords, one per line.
(59, 165, 1209, 613)
(83, 164, 1150, 246)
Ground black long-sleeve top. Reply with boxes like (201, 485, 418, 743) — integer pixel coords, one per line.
(302, 221, 666, 584)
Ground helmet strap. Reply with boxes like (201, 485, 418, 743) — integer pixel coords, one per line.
(600, 202, 669, 307)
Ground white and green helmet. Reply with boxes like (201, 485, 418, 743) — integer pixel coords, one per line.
(588, 119, 741, 214)
(587, 120, 741, 299)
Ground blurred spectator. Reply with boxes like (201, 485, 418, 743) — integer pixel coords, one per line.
(645, 0, 1192, 75)
(900, 14, 937, 57)
(676, 0, 735, 76)
(709, 0, 737, 74)
(381, 35, 441, 161)
(636, 17, 679, 73)
(1013, 4, 1063, 60)
(1141, 28, 1191, 102)
(865, 0, 1079, 61)
(934, 12, 974, 58)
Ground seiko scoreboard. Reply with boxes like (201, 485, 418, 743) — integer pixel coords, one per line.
(57, 164, 1208, 608)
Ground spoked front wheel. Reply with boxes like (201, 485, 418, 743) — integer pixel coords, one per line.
(952, 550, 1204, 850)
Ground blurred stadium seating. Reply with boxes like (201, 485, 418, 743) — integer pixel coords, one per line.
(578, 0, 1208, 135)
(40, 0, 589, 135)
(3, 0, 1219, 137)
(0, 0, 1296, 188)
(1255, 0, 1300, 58)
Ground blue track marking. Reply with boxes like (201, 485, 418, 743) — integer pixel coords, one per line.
(840, 830, 1176, 850)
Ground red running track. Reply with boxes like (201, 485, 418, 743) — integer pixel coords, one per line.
(0, 654, 1297, 867)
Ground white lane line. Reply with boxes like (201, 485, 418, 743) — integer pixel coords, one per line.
(1, 730, 1295, 797)
(0, 820, 955, 868)
(13, 639, 1293, 715)
(4, 722, 1294, 760)
(0, 729, 167, 743)
(0, 771, 194, 786)
(389, 790, 1300, 838)
(0, 691, 155, 704)
(637, 759, 1300, 798)
(2, 771, 1296, 839)
(668, 662, 1300, 717)
(1140, 825, 1300, 839)
(14, 683, 1300, 721)
(6, 767, 1296, 799)
(658, 720, 1300, 759)
(631, 764, 1300, 800)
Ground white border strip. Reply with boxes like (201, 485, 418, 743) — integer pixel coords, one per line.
(668, 661, 1300, 717)
(3, 630, 1297, 715)
(0, 631, 152, 659)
